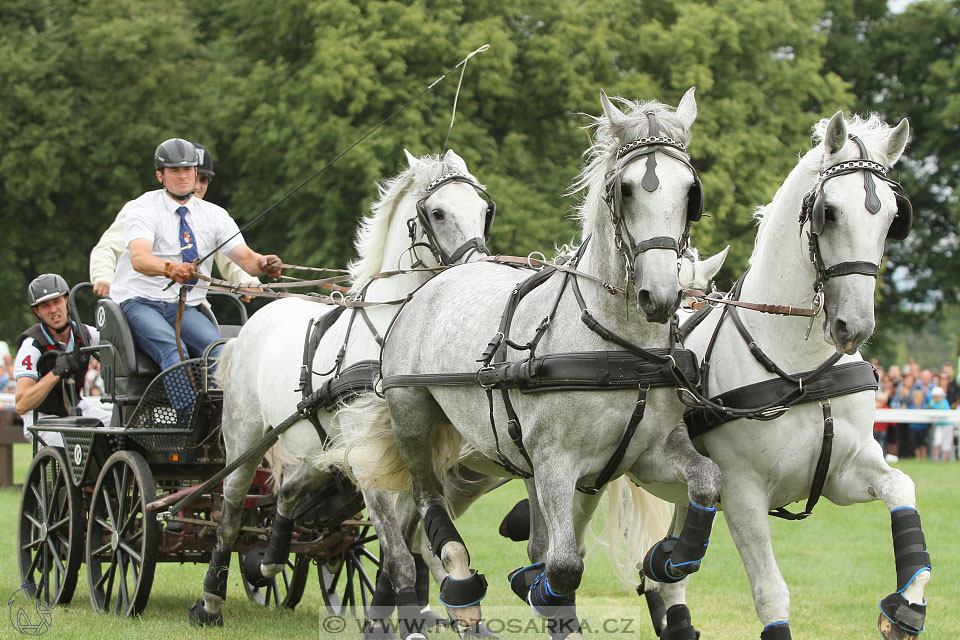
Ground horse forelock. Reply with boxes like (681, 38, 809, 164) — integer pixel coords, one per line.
(348, 154, 482, 287)
(812, 113, 902, 168)
(571, 97, 694, 235)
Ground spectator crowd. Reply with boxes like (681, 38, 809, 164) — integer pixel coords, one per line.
(873, 358, 958, 463)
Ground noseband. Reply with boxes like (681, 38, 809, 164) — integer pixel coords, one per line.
(799, 135, 912, 295)
(604, 112, 702, 287)
(410, 172, 496, 266)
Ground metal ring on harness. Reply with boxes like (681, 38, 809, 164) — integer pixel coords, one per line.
(330, 290, 345, 305)
(526, 251, 546, 271)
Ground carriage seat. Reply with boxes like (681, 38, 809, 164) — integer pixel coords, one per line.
(95, 299, 223, 403)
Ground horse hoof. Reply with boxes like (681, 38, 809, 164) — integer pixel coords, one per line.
(189, 599, 224, 627)
(878, 613, 920, 640)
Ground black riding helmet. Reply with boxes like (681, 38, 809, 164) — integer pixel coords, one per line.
(28, 273, 70, 307)
(193, 142, 215, 176)
(154, 138, 199, 169)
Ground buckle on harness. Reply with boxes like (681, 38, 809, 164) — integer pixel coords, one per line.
(477, 366, 497, 389)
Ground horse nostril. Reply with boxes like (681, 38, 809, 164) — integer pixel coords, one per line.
(636, 289, 654, 313)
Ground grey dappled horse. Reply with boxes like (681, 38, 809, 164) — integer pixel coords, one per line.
(188, 150, 494, 633)
(342, 89, 723, 640)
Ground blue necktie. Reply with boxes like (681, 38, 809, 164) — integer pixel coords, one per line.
(176, 206, 199, 287)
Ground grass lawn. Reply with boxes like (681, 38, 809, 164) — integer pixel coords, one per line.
(2, 442, 957, 639)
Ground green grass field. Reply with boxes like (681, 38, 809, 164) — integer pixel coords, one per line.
(2, 442, 957, 639)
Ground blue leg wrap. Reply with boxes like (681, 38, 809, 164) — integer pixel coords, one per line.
(528, 572, 575, 618)
(761, 621, 791, 639)
(643, 502, 716, 583)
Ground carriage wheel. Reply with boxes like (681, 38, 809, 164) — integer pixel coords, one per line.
(17, 446, 84, 607)
(319, 522, 380, 617)
(240, 551, 311, 609)
(86, 450, 159, 616)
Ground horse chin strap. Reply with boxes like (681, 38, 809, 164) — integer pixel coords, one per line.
(604, 113, 697, 291)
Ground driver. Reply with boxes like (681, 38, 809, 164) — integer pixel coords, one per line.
(109, 138, 282, 371)
(14, 274, 112, 448)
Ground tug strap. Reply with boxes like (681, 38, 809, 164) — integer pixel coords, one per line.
(383, 349, 697, 393)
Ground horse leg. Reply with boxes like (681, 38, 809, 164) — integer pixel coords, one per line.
(241, 460, 332, 586)
(642, 426, 721, 584)
(390, 389, 486, 637)
(508, 461, 593, 640)
(638, 426, 721, 640)
(362, 488, 419, 640)
(827, 446, 931, 639)
(189, 453, 265, 626)
(719, 475, 793, 639)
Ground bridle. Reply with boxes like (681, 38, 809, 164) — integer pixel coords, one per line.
(409, 172, 496, 266)
(603, 111, 703, 288)
(799, 135, 913, 297)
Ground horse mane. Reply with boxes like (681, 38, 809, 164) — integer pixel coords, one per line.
(569, 96, 695, 236)
(347, 154, 483, 287)
(749, 113, 901, 265)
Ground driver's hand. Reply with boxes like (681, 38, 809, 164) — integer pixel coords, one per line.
(93, 280, 111, 296)
(167, 262, 199, 284)
(52, 352, 79, 378)
(259, 254, 282, 279)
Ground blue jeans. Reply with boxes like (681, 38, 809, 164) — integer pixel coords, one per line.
(120, 298, 223, 370)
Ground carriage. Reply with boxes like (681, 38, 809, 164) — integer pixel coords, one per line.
(16, 282, 379, 618)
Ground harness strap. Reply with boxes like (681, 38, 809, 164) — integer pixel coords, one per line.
(822, 260, 879, 279)
(769, 399, 835, 520)
(580, 383, 649, 494)
(684, 361, 877, 437)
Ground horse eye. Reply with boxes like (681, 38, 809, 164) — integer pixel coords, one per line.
(621, 181, 633, 199)
(823, 205, 837, 222)
(431, 208, 445, 221)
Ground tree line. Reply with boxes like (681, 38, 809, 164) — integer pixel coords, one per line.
(1, 0, 957, 361)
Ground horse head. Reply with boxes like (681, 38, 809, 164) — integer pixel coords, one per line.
(351, 149, 492, 287)
(803, 111, 910, 353)
(591, 88, 700, 323)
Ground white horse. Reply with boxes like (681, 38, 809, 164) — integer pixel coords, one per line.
(188, 149, 495, 631)
(638, 112, 926, 640)
(342, 89, 724, 639)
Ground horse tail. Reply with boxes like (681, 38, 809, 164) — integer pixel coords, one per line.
(331, 394, 463, 494)
(215, 338, 238, 389)
(263, 440, 299, 492)
(599, 477, 674, 589)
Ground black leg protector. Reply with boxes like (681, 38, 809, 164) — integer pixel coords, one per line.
(423, 504, 467, 561)
(528, 571, 576, 618)
(891, 508, 931, 592)
(643, 502, 716, 583)
(203, 549, 231, 600)
(397, 586, 430, 639)
(636, 580, 666, 637)
(367, 571, 397, 623)
(760, 622, 792, 639)
(262, 512, 294, 566)
(660, 604, 700, 640)
(499, 498, 531, 542)
(439, 570, 487, 609)
(877, 507, 930, 635)
(508, 563, 544, 604)
(242, 547, 271, 588)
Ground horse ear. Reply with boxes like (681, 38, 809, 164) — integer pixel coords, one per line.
(701, 245, 729, 281)
(824, 111, 847, 157)
(884, 118, 910, 166)
(404, 148, 422, 169)
(600, 89, 627, 131)
(443, 149, 469, 173)
(676, 87, 697, 129)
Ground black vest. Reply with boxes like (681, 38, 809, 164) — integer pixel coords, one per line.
(18, 322, 92, 417)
